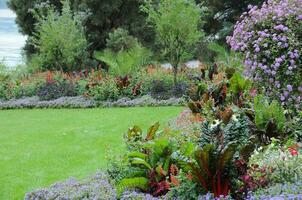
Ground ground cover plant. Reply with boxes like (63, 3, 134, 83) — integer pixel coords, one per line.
(0, 107, 182, 200)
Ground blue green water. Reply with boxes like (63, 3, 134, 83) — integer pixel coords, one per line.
(0, 9, 26, 67)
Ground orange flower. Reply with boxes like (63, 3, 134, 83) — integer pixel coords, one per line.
(170, 175, 180, 186)
(186, 172, 193, 180)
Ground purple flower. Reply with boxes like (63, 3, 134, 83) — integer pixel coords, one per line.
(280, 95, 286, 101)
(287, 85, 293, 92)
(227, 0, 302, 111)
(284, 91, 289, 97)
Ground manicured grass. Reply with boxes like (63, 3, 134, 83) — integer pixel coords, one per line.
(0, 107, 183, 200)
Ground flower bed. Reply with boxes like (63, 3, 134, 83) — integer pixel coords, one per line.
(0, 68, 195, 103)
(0, 95, 185, 109)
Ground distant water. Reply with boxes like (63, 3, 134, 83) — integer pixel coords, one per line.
(0, 9, 26, 67)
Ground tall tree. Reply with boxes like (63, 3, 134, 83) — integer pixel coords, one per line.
(199, 0, 264, 41)
(70, 0, 154, 51)
(8, 0, 154, 56)
(142, 0, 204, 86)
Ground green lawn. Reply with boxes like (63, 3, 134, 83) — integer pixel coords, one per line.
(0, 107, 183, 200)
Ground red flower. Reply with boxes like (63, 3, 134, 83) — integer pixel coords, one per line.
(288, 144, 299, 156)
(288, 147, 298, 156)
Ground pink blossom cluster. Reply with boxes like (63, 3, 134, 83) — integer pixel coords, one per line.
(227, 0, 302, 111)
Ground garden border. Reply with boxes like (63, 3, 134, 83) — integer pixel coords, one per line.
(0, 95, 186, 110)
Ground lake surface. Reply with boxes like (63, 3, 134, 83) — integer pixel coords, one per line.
(0, 9, 26, 67)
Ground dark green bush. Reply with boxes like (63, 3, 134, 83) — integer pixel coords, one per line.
(106, 28, 138, 52)
(37, 80, 78, 101)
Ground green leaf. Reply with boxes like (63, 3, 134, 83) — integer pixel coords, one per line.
(126, 125, 143, 141)
(218, 143, 236, 170)
(131, 157, 152, 170)
(180, 142, 195, 157)
(117, 177, 149, 197)
(128, 152, 148, 160)
(230, 72, 251, 94)
(195, 144, 215, 177)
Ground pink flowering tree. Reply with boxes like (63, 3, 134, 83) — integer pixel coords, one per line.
(227, 0, 302, 111)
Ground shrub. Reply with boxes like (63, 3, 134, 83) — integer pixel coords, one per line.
(37, 82, 77, 101)
(31, 0, 89, 72)
(254, 95, 286, 140)
(0, 74, 44, 100)
(11, 82, 40, 99)
(117, 123, 182, 197)
(140, 68, 189, 100)
(0, 81, 11, 100)
(88, 77, 120, 101)
(227, 0, 302, 111)
(249, 141, 302, 185)
(106, 28, 139, 52)
(168, 171, 200, 200)
(150, 80, 172, 100)
(206, 42, 244, 72)
(37, 78, 78, 101)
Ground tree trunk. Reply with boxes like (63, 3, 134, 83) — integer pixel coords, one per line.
(173, 65, 178, 87)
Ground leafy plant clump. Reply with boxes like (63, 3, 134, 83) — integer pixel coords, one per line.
(106, 28, 139, 53)
(254, 95, 286, 140)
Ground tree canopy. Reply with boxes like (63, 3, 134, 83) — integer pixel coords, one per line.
(142, 0, 204, 85)
(8, 0, 154, 55)
(200, 0, 264, 41)
(8, 0, 264, 57)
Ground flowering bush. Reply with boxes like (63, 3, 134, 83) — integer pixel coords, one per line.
(227, 0, 302, 111)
